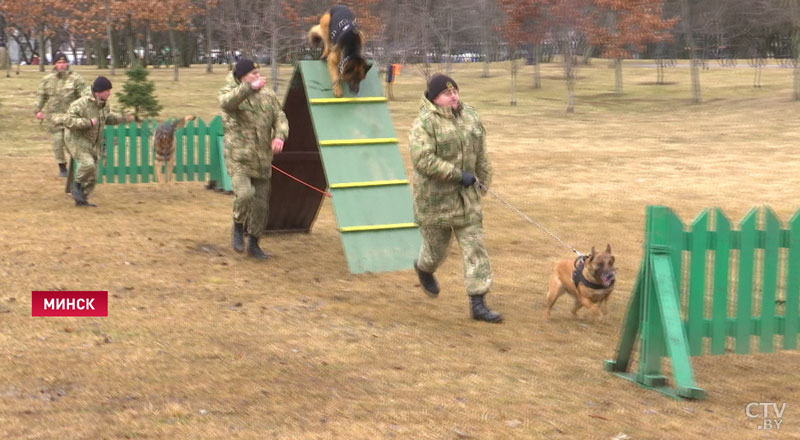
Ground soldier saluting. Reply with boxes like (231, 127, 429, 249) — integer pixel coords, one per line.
(218, 58, 289, 260)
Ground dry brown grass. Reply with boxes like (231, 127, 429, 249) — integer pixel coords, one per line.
(1, 60, 800, 439)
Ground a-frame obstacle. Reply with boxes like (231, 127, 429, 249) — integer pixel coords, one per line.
(265, 60, 421, 274)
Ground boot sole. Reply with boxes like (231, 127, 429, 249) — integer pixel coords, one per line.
(472, 314, 503, 323)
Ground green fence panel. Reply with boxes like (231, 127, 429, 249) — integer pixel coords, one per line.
(103, 127, 115, 183)
(196, 119, 208, 180)
(606, 205, 800, 400)
(760, 207, 780, 353)
(116, 123, 126, 183)
(687, 210, 708, 356)
(127, 122, 139, 183)
(140, 122, 152, 183)
(175, 128, 185, 182)
(711, 208, 731, 355)
(95, 116, 222, 185)
(184, 121, 196, 181)
(736, 208, 758, 354)
(787, 212, 800, 350)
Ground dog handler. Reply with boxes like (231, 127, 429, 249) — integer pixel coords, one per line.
(409, 74, 501, 323)
(62, 76, 132, 207)
(218, 58, 288, 260)
(34, 51, 89, 177)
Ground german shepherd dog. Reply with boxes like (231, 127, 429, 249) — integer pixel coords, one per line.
(545, 245, 617, 320)
(307, 5, 371, 97)
(152, 115, 195, 183)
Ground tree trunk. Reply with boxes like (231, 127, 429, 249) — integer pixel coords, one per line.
(105, 0, 116, 75)
(510, 58, 517, 107)
(144, 23, 151, 67)
(444, 10, 453, 75)
(169, 27, 179, 81)
(38, 30, 45, 72)
(614, 58, 622, 95)
(270, 0, 279, 93)
(531, 44, 541, 89)
(205, 0, 213, 74)
(126, 16, 135, 67)
(563, 41, 576, 113)
(680, 0, 700, 103)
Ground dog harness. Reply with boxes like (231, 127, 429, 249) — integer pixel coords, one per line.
(329, 5, 357, 45)
(572, 256, 613, 290)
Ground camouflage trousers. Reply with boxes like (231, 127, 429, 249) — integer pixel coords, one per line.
(417, 222, 492, 296)
(74, 149, 98, 196)
(231, 173, 271, 237)
(50, 127, 67, 163)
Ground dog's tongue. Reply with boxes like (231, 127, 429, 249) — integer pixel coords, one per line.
(602, 274, 615, 287)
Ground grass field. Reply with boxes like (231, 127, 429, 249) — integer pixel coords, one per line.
(1, 59, 800, 439)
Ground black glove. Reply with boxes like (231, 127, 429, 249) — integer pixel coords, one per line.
(460, 171, 477, 187)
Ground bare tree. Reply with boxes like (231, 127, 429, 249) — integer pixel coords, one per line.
(680, 0, 701, 103)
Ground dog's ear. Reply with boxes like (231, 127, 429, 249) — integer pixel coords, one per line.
(610, 256, 615, 266)
(605, 243, 612, 254)
(365, 63, 373, 73)
(588, 246, 596, 261)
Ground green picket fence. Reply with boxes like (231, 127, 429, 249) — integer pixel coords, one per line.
(605, 205, 800, 399)
(95, 116, 225, 184)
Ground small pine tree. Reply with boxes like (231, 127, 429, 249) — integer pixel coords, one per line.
(117, 64, 163, 122)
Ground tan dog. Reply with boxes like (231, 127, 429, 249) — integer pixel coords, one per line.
(152, 115, 194, 183)
(545, 245, 616, 319)
(307, 5, 371, 97)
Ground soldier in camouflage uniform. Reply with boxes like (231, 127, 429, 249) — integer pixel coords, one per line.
(218, 58, 289, 260)
(409, 74, 501, 323)
(34, 52, 89, 177)
(62, 76, 132, 207)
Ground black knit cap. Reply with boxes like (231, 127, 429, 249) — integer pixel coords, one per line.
(92, 76, 112, 93)
(54, 51, 68, 63)
(425, 74, 458, 101)
(234, 58, 257, 80)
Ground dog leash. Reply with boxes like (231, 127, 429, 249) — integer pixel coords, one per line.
(478, 181, 584, 257)
(272, 165, 332, 198)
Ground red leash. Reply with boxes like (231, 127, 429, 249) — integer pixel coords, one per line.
(271, 165, 332, 198)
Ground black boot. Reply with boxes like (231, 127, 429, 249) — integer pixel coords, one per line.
(232, 221, 245, 253)
(247, 234, 270, 260)
(58, 162, 67, 177)
(71, 182, 96, 207)
(414, 260, 440, 297)
(470, 294, 503, 323)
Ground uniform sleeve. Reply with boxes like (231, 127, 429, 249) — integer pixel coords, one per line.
(218, 81, 254, 112)
(474, 119, 492, 193)
(409, 116, 461, 183)
(105, 112, 126, 126)
(75, 75, 90, 98)
(34, 78, 48, 113)
(62, 99, 93, 130)
(270, 92, 289, 141)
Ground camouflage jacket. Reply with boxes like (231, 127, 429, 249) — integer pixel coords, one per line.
(409, 95, 492, 227)
(218, 72, 289, 178)
(34, 67, 89, 130)
(62, 95, 126, 156)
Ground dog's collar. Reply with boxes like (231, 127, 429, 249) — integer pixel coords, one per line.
(572, 256, 613, 290)
(338, 55, 351, 74)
